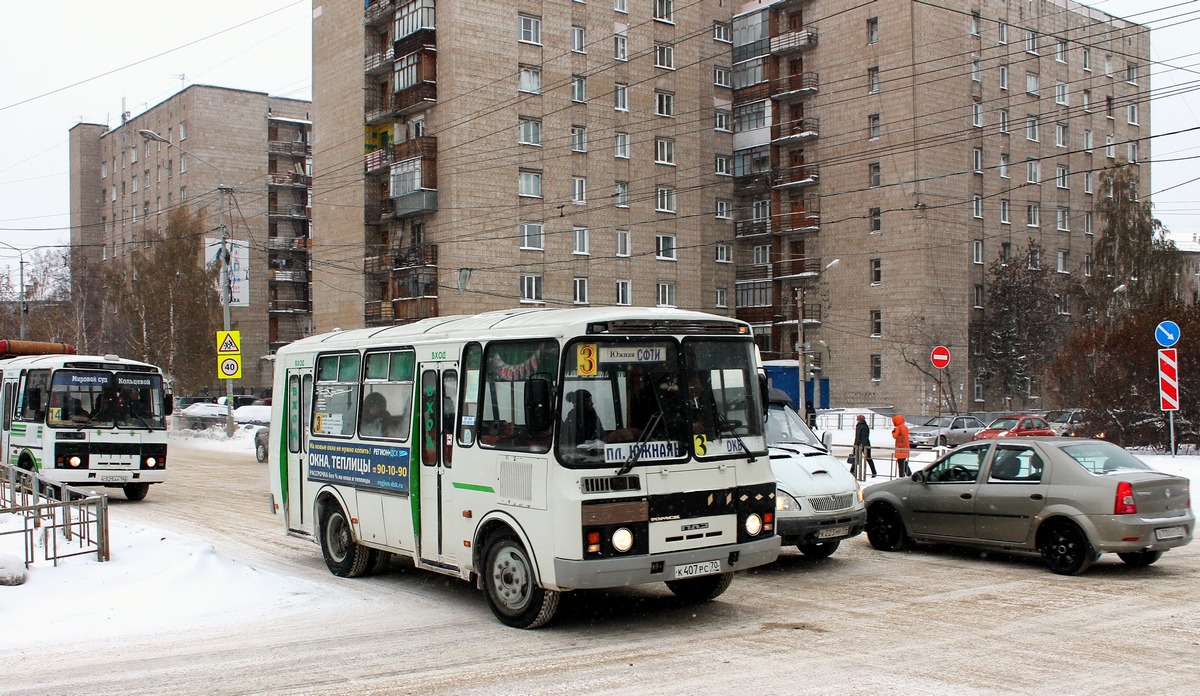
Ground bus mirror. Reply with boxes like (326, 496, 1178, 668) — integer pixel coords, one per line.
(758, 373, 769, 421)
(524, 378, 552, 433)
(163, 391, 174, 416)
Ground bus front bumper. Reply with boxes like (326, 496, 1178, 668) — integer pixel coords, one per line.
(46, 469, 167, 486)
(551, 535, 781, 590)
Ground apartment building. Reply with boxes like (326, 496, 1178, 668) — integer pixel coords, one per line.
(69, 85, 313, 391)
(311, 0, 737, 330)
(731, 0, 1149, 414)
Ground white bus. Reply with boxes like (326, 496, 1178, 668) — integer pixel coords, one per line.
(0, 340, 171, 500)
(268, 308, 779, 628)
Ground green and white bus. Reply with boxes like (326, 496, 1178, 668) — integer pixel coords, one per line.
(268, 308, 779, 628)
(0, 340, 171, 501)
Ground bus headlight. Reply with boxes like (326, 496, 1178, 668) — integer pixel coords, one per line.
(68, 456, 82, 468)
(744, 513, 763, 537)
(611, 528, 634, 553)
(145, 457, 157, 468)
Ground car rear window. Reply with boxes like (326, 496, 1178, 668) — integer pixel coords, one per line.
(1060, 441, 1154, 475)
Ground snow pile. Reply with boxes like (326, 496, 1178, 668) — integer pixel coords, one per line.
(0, 553, 26, 586)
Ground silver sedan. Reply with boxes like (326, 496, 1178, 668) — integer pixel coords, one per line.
(907, 415, 987, 448)
(864, 438, 1194, 574)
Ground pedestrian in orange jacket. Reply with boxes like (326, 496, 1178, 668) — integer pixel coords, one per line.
(892, 414, 911, 477)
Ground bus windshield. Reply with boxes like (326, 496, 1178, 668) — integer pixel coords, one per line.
(557, 338, 765, 466)
(47, 370, 167, 430)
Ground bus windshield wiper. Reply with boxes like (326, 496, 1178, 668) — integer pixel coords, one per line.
(713, 410, 756, 463)
(617, 411, 662, 476)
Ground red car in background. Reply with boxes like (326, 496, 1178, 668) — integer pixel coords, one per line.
(971, 414, 1056, 440)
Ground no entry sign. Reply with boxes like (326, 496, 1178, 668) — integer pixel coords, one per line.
(931, 345, 951, 370)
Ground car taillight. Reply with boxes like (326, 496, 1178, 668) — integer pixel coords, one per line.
(1114, 481, 1137, 515)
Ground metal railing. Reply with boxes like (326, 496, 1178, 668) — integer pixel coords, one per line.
(0, 463, 110, 567)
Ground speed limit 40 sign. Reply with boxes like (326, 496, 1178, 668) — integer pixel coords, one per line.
(218, 354, 243, 380)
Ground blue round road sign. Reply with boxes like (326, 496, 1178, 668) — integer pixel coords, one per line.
(1156, 321, 1181, 348)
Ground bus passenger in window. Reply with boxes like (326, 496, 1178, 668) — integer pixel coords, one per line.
(361, 391, 394, 437)
(565, 389, 604, 446)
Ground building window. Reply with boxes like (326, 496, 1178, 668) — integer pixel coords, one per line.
(653, 0, 673, 23)
(715, 287, 728, 308)
(1025, 30, 1037, 54)
(656, 187, 676, 213)
(614, 82, 628, 111)
(868, 113, 881, 139)
(1026, 72, 1039, 95)
(1083, 47, 1091, 71)
(655, 91, 674, 117)
(1000, 109, 1009, 133)
(999, 65, 1008, 90)
(614, 132, 629, 159)
(715, 110, 731, 132)
(518, 169, 542, 197)
(571, 75, 587, 102)
(1026, 160, 1040, 184)
(870, 309, 883, 337)
(616, 280, 631, 305)
(571, 125, 587, 152)
(519, 65, 542, 93)
(573, 277, 589, 304)
(867, 66, 880, 93)
(1055, 39, 1067, 63)
(972, 101, 982, 127)
(1084, 253, 1093, 277)
(1057, 250, 1069, 273)
(1056, 124, 1068, 147)
(870, 258, 882, 284)
(1055, 82, 1068, 105)
(519, 117, 541, 145)
(655, 138, 675, 165)
(733, 102, 767, 132)
(1027, 203, 1040, 227)
(715, 155, 731, 176)
(571, 26, 586, 53)
(519, 223, 544, 249)
(1127, 63, 1138, 85)
(1056, 165, 1069, 189)
(867, 17, 879, 44)
(974, 285, 985, 309)
(616, 229, 630, 256)
(1082, 89, 1091, 112)
(654, 43, 674, 69)
(615, 0, 627, 11)
(972, 56, 981, 81)
(180, 154, 187, 173)
(614, 181, 629, 207)
(1084, 129, 1093, 151)
(521, 275, 544, 302)
(999, 22, 1008, 44)
(1128, 141, 1139, 163)
(870, 355, 882, 381)
(869, 162, 881, 188)
(753, 245, 770, 265)
(572, 177, 587, 204)
(733, 59, 766, 89)
(714, 66, 731, 88)
(1085, 212, 1093, 235)
(573, 226, 590, 255)
(716, 199, 732, 219)
(614, 34, 628, 61)
(999, 153, 1009, 178)
(973, 240, 984, 264)
(1001, 242, 1011, 263)
(1026, 116, 1039, 141)
(655, 234, 677, 260)
(973, 148, 983, 173)
(870, 207, 882, 233)
(1084, 171, 1093, 194)
(518, 14, 542, 44)
(1105, 134, 1115, 159)
(1128, 103, 1139, 125)
(656, 282, 676, 307)
(716, 243, 732, 263)
(972, 195, 983, 219)
(714, 21, 732, 43)
(1000, 199, 1010, 224)
(1029, 246, 1041, 270)
(1056, 208, 1070, 231)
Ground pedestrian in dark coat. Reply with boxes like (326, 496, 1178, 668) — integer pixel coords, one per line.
(853, 414, 878, 477)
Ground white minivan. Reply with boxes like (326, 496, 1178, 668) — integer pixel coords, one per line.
(766, 390, 866, 558)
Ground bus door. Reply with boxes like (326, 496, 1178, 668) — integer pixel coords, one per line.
(417, 363, 457, 567)
(0, 378, 13, 465)
(285, 366, 314, 532)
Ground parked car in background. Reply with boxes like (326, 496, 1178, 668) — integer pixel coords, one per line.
(865, 438, 1194, 574)
(1045, 409, 1090, 437)
(909, 415, 987, 448)
(175, 395, 216, 411)
(765, 390, 866, 558)
(255, 427, 270, 463)
(971, 414, 1055, 440)
(218, 395, 258, 409)
(177, 401, 228, 429)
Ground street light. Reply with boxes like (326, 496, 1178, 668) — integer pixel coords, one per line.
(797, 258, 840, 423)
(139, 129, 236, 437)
(0, 241, 28, 340)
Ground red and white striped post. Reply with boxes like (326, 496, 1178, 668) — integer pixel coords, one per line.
(1159, 348, 1178, 455)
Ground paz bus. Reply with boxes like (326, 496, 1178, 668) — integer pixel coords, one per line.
(0, 340, 171, 501)
(268, 307, 779, 628)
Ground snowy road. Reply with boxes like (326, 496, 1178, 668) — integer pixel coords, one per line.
(4, 438, 1198, 695)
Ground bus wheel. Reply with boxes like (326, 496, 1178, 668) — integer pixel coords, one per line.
(318, 503, 372, 577)
(122, 483, 150, 501)
(482, 532, 559, 629)
(666, 571, 733, 603)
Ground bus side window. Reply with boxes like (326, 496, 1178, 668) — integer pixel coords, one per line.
(17, 370, 49, 422)
(2, 383, 11, 429)
(457, 343, 481, 447)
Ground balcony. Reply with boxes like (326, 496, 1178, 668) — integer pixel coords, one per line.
(268, 298, 311, 313)
(735, 219, 771, 237)
(270, 269, 309, 283)
(365, 47, 394, 76)
(778, 257, 828, 280)
(267, 236, 309, 250)
(268, 172, 311, 188)
(771, 27, 818, 55)
(395, 81, 437, 116)
(365, 148, 393, 174)
(395, 26, 435, 57)
(364, 300, 395, 325)
(735, 264, 773, 282)
(394, 47, 437, 115)
(776, 199, 820, 234)
(364, 202, 392, 225)
(365, 96, 396, 126)
(363, 0, 393, 27)
(395, 243, 437, 268)
(772, 118, 819, 144)
(774, 164, 820, 190)
(771, 72, 819, 102)
(395, 135, 437, 160)
(268, 204, 310, 219)
(268, 140, 311, 156)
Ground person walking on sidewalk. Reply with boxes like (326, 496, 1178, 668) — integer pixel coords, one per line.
(892, 414, 911, 477)
(853, 414, 878, 477)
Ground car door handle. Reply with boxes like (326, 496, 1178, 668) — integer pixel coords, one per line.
(1029, 494, 1044, 500)
(960, 493, 973, 500)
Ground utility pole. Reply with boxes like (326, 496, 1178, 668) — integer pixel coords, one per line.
(219, 184, 235, 438)
(19, 257, 26, 340)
